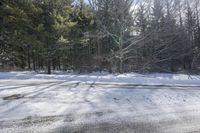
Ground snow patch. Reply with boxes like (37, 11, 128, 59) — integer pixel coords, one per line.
(0, 71, 199, 86)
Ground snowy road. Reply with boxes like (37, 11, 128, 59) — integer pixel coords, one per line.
(1, 80, 200, 133)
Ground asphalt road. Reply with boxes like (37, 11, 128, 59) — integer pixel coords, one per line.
(1, 80, 200, 133)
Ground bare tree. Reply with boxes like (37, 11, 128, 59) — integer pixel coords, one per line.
(88, 0, 152, 73)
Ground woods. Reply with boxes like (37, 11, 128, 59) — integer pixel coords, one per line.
(1, 0, 200, 74)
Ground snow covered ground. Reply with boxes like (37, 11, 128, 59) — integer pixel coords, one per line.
(0, 71, 200, 86)
(1, 80, 200, 121)
(1, 72, 200, 132)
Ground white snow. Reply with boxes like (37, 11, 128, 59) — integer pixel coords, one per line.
(0, 79, 200, 122)
(0, 71, 200, 86)
(0, 71, 200, 127)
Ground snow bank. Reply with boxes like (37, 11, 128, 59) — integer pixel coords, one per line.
(0, 71, 200, 86)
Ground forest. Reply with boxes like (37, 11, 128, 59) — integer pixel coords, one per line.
(1, 0, 200, 74)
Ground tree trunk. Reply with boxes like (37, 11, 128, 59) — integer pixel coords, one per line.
(32, 51, 36, 70)
(119, 58, 123, 73)
(119, 30, 123, 73)
(27, 45, 31, 70)
(97, 38, 101, 68)
(58, 57, 61, 70)
(47, 59, 51, 74)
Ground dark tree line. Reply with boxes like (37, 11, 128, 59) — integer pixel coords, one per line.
(0, 0, 200, 74)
